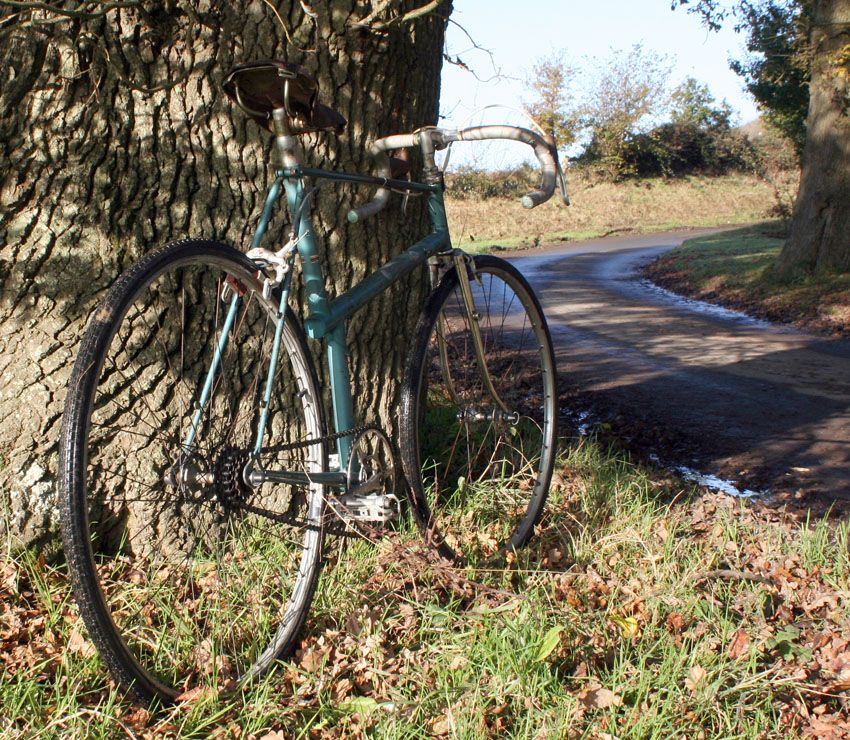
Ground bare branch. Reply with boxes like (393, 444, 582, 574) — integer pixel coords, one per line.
(355, 0, 449, 31)
(442, 18, 505, 84)
(299, 0, 317, 19)
(0, 0, 141, 21)
(259, 0, 316, 53)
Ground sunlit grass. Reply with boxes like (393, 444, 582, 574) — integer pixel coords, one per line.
(2, 436, 846, 737)
(646, 222, 850, 336)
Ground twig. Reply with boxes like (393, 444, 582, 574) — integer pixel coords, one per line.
(354, 0, 448, 30)
(691, 568, 774, 586)
(259, 0, 315, 53)
(443, 18, 504, 83)
(0, 0, 140, 20)
(299, 0, 317, 19)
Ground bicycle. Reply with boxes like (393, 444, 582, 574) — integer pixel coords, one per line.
(58, 60, 566, 702)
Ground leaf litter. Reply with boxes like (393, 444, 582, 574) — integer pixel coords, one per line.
(2, 444, 850, 737)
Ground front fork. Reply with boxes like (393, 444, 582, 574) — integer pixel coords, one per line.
(431, 250, 513, 418)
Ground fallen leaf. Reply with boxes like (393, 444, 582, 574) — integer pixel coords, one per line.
(340, 696, 380, 715)
(685, 664, 707, 693)
(297, 647, 324, 672)
(67, 628, 96, 658)
(121, 707, 151, 730)
(727, 629, 750, 659)
(430, 714, 451, 736)
(448, 655, 467, 671)
(175, 686, 215, 704)
(666, 612, 685, 633)
(804, 715, 850, 740)
(609, 615, 640, 639)
(577, 684, 622, 709)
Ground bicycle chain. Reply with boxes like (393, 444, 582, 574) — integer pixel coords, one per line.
(259, 424, 371, 455)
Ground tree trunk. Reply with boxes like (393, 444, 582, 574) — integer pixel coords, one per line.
(0, 0, 450, 547)
(775, 0, 850, 277)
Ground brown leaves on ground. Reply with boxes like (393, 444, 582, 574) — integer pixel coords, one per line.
(1, 555, 65, 682)
(3, 477, 850, 737)
(726, 628, 750, 660)
(577, 684, 622, 709)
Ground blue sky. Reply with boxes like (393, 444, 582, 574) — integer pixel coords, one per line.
(438, 0, 759, 167)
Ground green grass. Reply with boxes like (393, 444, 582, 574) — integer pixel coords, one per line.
(3, 437, 848, 737)
(646, 222, 850, 336)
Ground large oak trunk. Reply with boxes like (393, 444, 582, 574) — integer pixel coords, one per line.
(0, 1, 449, 547)
(776, 0, 850, 277)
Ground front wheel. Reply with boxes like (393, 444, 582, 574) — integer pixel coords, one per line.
(399, 255, 558, 562)
(59, 239, 327, 702)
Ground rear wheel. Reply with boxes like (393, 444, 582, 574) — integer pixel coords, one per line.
(59, 239, 326, 702)
(399, 255, 558, 562)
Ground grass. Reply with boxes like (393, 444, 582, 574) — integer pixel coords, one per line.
(445, 173, 781, 251)
(645, 223, 850, 337)
(3, 437, 850, 737)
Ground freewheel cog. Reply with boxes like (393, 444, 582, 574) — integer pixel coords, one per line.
(214, 445, 251, 511)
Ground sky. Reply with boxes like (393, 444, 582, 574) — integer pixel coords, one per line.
(438, 0, 760, 168)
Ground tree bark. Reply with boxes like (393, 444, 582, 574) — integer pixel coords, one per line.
(0, 0, 450, 547)
(776, 0, 850, 277)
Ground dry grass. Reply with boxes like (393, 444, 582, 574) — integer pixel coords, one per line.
(445, 173, 781, 250)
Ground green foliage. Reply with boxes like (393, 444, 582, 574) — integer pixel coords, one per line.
(730, 0, 811, 154)
(622, 122, 757, 177)
(671, 76, 734, 129)
(674, 0, 811, 155)
(618, 77, 755, 177)
(578, 44, 673, 179)
(524, 47, 784, 181)
(524, 50, 580, 150)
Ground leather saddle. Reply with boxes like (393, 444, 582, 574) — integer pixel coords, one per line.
(222, 60, 346, 135)
(223, 60, 411, 178)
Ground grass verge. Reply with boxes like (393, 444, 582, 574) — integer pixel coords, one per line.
(446, 174, 781, 251)
(3, 438, 850, 737)
(644, 223, 850, 338)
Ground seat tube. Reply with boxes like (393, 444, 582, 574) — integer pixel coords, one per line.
(275, 110, 355, 471)
(326, 323, 355, 469)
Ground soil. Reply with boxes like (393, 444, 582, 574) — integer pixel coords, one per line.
(509, 229, 850, 514)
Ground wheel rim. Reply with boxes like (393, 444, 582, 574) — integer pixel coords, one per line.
(67, 249, 323, 698)
(411, 261, 556, 562)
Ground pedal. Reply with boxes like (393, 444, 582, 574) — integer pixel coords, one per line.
(336, 492, 400, 524)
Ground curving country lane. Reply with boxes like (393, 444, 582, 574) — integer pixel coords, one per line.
(508, 229, 850, 502)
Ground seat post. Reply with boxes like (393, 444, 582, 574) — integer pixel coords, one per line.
(272, 108, 302, 167)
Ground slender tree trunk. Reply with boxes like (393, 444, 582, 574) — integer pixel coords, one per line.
(0, 0, 450, 547)
(776, 0, 850, 277)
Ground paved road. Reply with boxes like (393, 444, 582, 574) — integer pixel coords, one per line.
(510, 230, 850, 500)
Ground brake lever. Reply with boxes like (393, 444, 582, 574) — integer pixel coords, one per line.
(557, 161, 570, 206)
(548, 142, 570, 206)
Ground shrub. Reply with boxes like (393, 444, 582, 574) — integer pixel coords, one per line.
(622, 122, 758, 177)
(445, 164, 539, 199)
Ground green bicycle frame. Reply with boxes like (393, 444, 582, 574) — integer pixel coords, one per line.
(187, 162, 451, 472)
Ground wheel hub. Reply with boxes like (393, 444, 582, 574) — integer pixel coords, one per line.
(457, 407, 520, 426)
